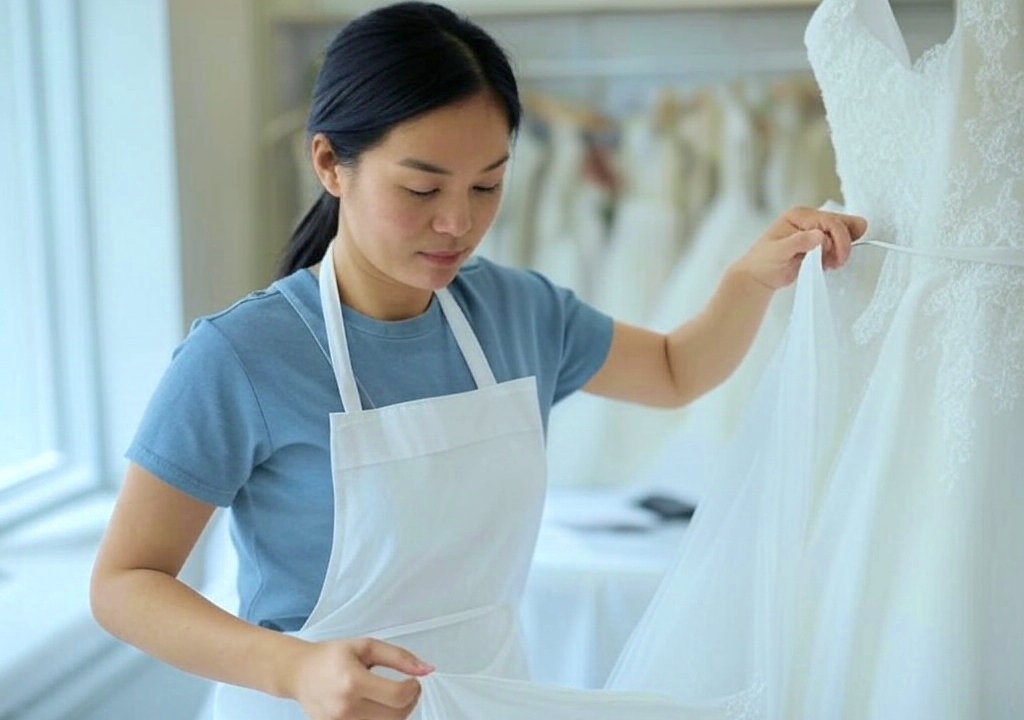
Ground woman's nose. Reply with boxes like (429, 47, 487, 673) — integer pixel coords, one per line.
(432, 195, 472, 237)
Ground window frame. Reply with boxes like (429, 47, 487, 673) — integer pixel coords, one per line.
(0, 0, 107, 532)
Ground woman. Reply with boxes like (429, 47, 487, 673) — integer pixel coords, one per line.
(89, 3, 866, 720)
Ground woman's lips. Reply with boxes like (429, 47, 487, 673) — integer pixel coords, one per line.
(419, 250, 465, 267)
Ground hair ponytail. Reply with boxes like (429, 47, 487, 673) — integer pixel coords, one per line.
(277, 191, 339, 279)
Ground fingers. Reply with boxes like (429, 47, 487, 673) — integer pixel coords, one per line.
(787, 204, 868, 237)
(356, 638, 434, 677)
(821, 219, 850, 270)
(295, 639, 432, 720)
(786, 228, 825, 256)
(360, 674, 422, 711)
(835, 211, 869, 240)
(785, 206, 867, 270)
(348, 693, 422, 720)
(352, 638, 432, 710)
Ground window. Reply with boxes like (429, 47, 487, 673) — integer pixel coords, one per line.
(0, 0, 105, 529)
(0, 2, 189, 710)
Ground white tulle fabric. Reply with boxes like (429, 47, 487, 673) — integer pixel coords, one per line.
(417, 0, 1024, 716)
(418, 247, 837, 720)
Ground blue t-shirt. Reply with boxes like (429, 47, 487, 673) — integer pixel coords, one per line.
(127, 256, 613, 631)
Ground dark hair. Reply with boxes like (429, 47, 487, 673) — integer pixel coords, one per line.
(277, 1, 522, 278)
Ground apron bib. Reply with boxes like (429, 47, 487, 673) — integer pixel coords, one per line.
(212, 244, 548, 719)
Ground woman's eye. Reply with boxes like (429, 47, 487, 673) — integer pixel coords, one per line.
(405, 183, 501, 199)
(406, 188, 439, 198)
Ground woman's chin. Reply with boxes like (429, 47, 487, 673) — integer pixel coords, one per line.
(423, 271, 459, 290)
(412, 256, 467, 288)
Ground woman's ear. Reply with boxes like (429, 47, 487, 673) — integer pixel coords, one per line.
(310, 133, 346, 198)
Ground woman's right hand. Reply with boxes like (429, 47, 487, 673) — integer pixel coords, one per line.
(290, 637, 435, 720)
(89, 466, 432, 720)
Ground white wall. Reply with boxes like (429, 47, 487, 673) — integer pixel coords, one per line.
(168, 0, 264, 327)
(79, 0, 266, 484)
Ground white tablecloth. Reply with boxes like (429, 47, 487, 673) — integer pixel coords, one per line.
(519, 488, 690, 688)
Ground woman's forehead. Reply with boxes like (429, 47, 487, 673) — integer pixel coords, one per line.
(373, 95, 512, 168)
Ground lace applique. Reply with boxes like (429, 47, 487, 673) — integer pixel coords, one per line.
(912, 38, 951, 75)
(922, 266, 1024, 476)
(722, 681, 766, 720)
(806, 0, 951, 345)
(920, 0, 1024, 480)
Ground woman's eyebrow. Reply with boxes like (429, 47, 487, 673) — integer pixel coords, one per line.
(398, 153, 510, 175)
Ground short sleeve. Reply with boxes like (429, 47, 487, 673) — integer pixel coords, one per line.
(126, 318, 273, 506)
(534, 273, 614, 404)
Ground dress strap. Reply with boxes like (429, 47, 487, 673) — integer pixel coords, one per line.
(856, 239, 1024, 267)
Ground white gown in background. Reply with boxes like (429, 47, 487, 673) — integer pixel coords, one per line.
(762, 79, 842, 215)
(567, 95, 723, 494)
(762, 85, 807, 215)
(546, 110, 684, 488)
(477, 125, 549, 269)
(675, 90, 721, 254)
(792, 113, 843, 213)
(529, 118, 605, 298)
(634, 85, 787, 499)
(536, 119, 618, 489)
(650, 85, 772, 333)
(593, 112, 686, 325)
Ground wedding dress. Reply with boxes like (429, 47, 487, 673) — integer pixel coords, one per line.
(650, 85, 773, 334)
(404, 0, 1024, 716)
(593, 111, 686, 325)
(762, 78, 842, 215)
(477, 124, 548, 269)
(530, 118, 600, 297)
(792, 114, 842, 213)
(675, 90, 720, 253)
(763, 86, 806, 216)
(545, 110, 684, 488)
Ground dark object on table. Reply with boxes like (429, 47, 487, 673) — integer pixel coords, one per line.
(635, 493, 697, 522)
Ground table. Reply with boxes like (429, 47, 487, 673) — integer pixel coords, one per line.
(519, 488, 690, 688)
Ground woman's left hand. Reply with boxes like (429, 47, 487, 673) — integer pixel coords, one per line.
(734, 206, 869, 291)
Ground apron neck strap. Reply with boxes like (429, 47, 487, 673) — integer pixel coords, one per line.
(319, 243, 362, 412)
(434, 288, 497, 389)
(319, 242, 496, 413)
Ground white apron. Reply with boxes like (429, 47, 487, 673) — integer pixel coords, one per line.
(212, 243, 548, 719)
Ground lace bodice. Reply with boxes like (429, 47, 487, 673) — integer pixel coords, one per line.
(806, 0, 1024, 479)
(808, 0, 1023, 253)
(806, 0, 951, 253)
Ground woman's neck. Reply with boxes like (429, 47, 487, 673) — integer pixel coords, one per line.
(328, 240, 433, 321)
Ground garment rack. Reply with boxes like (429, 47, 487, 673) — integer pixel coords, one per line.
(516, 50, 811, 80)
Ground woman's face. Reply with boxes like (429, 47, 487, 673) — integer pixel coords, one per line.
(324, 92, 511, 318)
